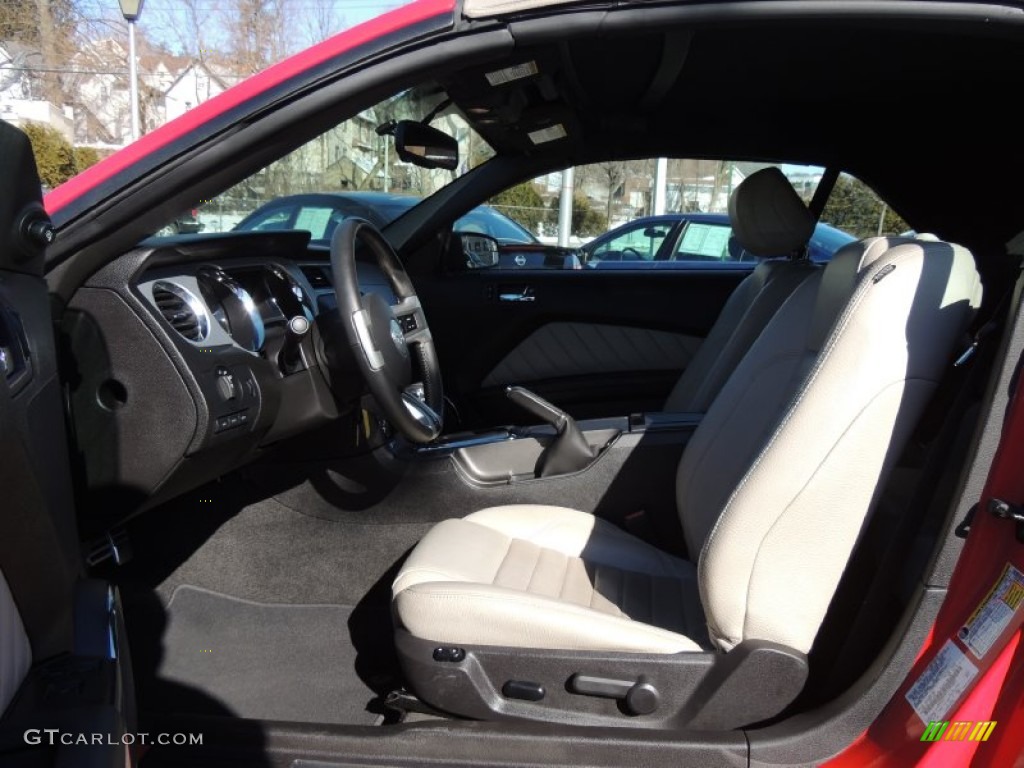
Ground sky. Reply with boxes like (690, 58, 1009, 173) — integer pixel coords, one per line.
(74, 0, 410, 62)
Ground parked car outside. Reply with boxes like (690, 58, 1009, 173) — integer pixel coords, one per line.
(155, 208, 204, 236)
(233, 191, 532, 244)
(232, 191, 583, 269)
(583, 212, 855, 268)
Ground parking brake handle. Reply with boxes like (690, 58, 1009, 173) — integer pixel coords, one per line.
(505, 386, 597, 477)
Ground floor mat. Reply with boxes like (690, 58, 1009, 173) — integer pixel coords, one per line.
(156, 586, 381, 725)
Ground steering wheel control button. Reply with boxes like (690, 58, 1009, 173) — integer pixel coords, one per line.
(502, 680, 546, 702)
(389, 318, 408, 357)
(432, 646, 465, 663)
(398, 314, 417, 333)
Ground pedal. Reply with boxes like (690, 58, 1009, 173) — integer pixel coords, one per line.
(84, 528, 133, 567)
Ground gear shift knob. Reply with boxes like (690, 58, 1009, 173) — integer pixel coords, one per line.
(505, 386, 597, 477)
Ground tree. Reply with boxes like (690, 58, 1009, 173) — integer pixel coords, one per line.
(547, 193, 607, 238)
(821, 175, 909, 239)
(228, 0, 288, 75)
(0, 1, 76, 105)
(489, 182, 545, 234)
(73, 145, 101, 173)
(23, 122, 75, 188)
(23, 122, 100, 188)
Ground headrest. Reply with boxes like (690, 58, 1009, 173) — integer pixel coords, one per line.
(728, 167, 815, 257)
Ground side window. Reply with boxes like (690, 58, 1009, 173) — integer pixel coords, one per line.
(591, 221, 669, 263)
(819, 174, 910, 240)
(468, 160, 833, 271)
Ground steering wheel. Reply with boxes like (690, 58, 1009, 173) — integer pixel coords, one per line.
(330, 218, 443, 443)
(621, 247, 643, 261)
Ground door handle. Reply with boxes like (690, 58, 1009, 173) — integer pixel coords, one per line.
(499, 288, 535, 302)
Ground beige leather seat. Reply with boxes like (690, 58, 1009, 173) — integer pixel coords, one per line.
(395, 235, 982, 670)
(665, 166, 819, 412)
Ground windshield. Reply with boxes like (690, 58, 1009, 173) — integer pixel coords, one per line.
(162, 84, 495, 239)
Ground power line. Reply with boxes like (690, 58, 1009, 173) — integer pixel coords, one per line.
(0, 65, 179, 78)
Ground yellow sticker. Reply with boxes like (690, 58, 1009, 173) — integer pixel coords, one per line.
(959, 562, 1024, 659)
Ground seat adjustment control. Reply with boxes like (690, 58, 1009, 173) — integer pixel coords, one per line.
(569, 673, 660, 715)
(502, 680, 545, 701)
(432, 646, 465, 662)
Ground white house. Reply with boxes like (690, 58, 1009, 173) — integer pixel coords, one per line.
(162, 61, 229, 124)
(0, 41, 74, 141)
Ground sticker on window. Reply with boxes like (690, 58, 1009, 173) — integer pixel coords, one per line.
(677, 223, 731, 259)
(527, 124, 567, 145)
(905, 640, 978, 726)
(293, 208, 333, 240)
(485, 61, 539, 86)
(958, 563, 1024, 659)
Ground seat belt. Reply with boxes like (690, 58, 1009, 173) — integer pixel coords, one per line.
(807, 167, 840, 222)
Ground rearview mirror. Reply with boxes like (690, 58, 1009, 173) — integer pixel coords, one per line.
(458, 232, 499, 268)
(394, 120, 459, 170)
(644, 227, 668, 238)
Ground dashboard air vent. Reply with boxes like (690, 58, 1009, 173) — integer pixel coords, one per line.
(152, 281, 209, 342)
(300, 266, 332, 289)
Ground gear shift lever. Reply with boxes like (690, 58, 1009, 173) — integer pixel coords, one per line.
(505, 386, 597, 477)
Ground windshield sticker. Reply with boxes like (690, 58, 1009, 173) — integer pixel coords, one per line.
(959, 563, 1024, 659)
(527, 124, 567, 145)
(485, 61, 539, 86)
(906, 640, 978, 726)
(292, 208, 333, 240)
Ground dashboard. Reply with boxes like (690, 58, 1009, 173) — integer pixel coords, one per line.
(64, 230, 393, 523)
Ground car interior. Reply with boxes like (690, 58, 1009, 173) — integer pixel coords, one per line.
(4, 2, 1024, 767)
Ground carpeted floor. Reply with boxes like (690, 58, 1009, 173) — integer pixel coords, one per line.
(111, 469, 435, 726)
(157, 586, 379, 725)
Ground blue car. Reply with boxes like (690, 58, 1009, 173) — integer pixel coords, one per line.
(583, 212, 855, 268)
(234, 191, 537, 246)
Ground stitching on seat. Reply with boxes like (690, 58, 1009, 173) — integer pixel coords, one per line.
(700, 245, 937, 646)
(740, 378, 931, 641)
(489, 536, 516, 587)
(556, 549, 571, 601)
(524, 543, 550, 593)
(402, 587, 701, 650)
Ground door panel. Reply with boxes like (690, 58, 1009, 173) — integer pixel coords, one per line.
(480, 322, 702, 386)
(415, 267, 750, 428)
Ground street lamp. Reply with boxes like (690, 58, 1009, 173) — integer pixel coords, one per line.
(118, 0, 145, 142)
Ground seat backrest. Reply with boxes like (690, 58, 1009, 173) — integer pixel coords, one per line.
(676, 236, 982, 653)
(665, 167, 817, 412)
(0, 569, 32, 714)
(0, 120, 79, 717)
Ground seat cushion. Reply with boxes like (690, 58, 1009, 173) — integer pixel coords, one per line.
(393, 505, 708, 653)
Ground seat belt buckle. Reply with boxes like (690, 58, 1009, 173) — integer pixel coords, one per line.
(84, 528, 132, 567)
